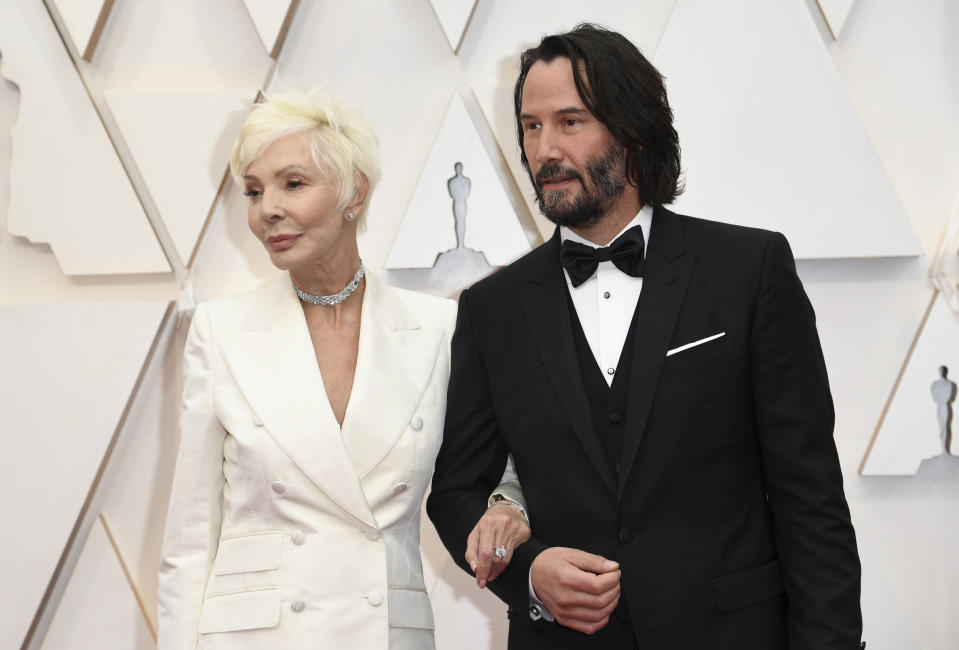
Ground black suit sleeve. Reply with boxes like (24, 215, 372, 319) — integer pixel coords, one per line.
(427, 288, 548, 612)
(751, 233, 862, 649)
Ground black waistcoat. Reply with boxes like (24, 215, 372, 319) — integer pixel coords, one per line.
(567, 292, 641, 477)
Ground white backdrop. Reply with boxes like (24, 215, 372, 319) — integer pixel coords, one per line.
(1, 1, 958, 648)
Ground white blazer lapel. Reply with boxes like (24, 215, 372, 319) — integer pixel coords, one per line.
(340, 273, 443, 479)
(216, 275, 377, 528)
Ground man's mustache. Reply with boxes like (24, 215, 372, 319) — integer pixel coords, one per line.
(535, 165, 584, 191)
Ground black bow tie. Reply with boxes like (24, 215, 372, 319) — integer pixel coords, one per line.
(559, 225, 645, 288)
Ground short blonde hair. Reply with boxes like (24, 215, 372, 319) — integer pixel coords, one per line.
(229, 88, 381, 227)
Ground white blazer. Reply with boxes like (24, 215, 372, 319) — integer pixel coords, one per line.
(157, 272, 458, 650)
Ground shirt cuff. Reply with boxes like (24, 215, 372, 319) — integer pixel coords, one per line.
(528, 568, 555, 622)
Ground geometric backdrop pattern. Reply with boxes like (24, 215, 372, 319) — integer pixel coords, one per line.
(2, 1, 958, 649)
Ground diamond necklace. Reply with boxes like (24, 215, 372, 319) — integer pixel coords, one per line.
(294, 262, 365, 306)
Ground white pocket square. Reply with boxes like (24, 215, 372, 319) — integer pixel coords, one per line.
(666, 332, 725, 357)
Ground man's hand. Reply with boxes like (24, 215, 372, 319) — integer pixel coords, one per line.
(530, 547, 621, 635)
(465, 503, 531, 588)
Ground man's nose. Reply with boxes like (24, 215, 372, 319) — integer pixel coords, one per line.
(534, 127, 563, 164)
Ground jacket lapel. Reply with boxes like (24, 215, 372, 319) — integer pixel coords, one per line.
(340, 272, 443, 479)
(216, 275, 377, 529)
(520, 231, 618, 496)
(618, 206, 695, 499)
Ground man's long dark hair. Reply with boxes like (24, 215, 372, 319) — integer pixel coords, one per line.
(514, 23, 683, 206)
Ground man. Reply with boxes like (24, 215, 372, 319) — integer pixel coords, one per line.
(427, 23, 862, 650)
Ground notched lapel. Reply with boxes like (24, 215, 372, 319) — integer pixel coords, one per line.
(341, 274, 443, 480)
(520, 234, 618, 496)
(216, 276, 377, 528)
(619, 208, 695, 498)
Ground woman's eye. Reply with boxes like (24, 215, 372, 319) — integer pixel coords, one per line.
(565, 119, 578, 127)
(523, 122, 540, 133)
(287, 179, 303, 189)
(243, 189, 261, 199)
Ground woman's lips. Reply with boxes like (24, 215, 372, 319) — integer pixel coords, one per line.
(267, 234, 301, 250)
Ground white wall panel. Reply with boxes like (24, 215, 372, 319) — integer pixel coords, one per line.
(385, 92, 530, 269)
(0, 302, 167, 649)
(654, 0, 921, 259)
(40, 517, 155, 650)
(0, 2, 170, 275)
(98, 315, 187, 632)
(51, 0, 110, 56)
(105, 90, 254, 264)
(861, 294, 958, 475)
(429, 0, 478, 52)
(827, 0, 959, 255)
(241, 0, 297, 57)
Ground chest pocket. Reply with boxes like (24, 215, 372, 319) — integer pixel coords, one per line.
(663, 331, 729, 374)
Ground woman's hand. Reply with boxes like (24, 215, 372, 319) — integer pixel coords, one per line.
(465, 503, 531, 588)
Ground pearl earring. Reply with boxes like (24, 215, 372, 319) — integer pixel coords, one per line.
(346, 211, 356, 221)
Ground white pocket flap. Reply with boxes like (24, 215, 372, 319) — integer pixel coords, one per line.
(388, 587, 435, 630)
(198, 588, 281, 633)
(212, 532, 282, 575)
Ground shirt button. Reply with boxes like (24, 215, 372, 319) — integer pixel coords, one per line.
(252, 414, 263, 426)
(608, 412, 622, 424)
(290, 599, 306, 613)
(615, 462, 623, 475)
(607, 367, 615, 376)
(603, 291, 611, 299)
(619, 527, 634, 544)
(291, 530, 305, 545)
(366, 528, 381, 541)
(392, 482, 408, 495)
(271, 481, 287, 495)
(367, 590, 384, 606)
(411, 416, 424, 431)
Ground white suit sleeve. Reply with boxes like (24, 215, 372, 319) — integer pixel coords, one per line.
(492, 454, 527, 511)
(157, 303, 227, 650)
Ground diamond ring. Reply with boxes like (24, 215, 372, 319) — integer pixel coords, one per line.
(494, 545, 508, 559)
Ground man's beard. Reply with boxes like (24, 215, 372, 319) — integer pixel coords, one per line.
(534, 144, 628, 229)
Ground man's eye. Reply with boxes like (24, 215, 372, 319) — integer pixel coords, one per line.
(244, 189, 261, 199)
(564, 118, 578, 127)
(523, 122, 540, 133)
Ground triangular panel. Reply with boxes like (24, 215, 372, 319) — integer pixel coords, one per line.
(428, 0, 478, 53)
(242, 0, 299, 58)
(105, 90, 255, 265)
(41, 517, 155, 649)
(0, 301, 168, 650)
(385, 92, 530, 269)
(654, 0, 921, 259)
(51, 0, 114, 59)
(0, 2, 170, 275)
(816, 0, 856, 39)
(861, 292, 959, 475)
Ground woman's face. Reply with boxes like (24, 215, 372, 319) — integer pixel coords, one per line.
(242, 133, 352, 271)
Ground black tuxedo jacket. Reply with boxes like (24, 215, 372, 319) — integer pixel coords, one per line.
(427, 206, 862, 649)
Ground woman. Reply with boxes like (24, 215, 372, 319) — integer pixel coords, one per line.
(157, 89, 530, 650)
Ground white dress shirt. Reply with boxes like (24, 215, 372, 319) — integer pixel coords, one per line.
(528, 204, 653, 621)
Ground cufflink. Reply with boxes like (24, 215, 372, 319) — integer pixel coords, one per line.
(529, 604, 542, 621)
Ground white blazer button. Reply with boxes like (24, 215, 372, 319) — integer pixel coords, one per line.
(271, 481, 287, 494)
(365, 528, 381, 541)
(252, 414, 263, 426)
(291, 599, 306, 613)
(367, 590, 384, 606)
(392, 483, 408, 495)
(411, 416, 424, 431)
(291, 530, 305, 545)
